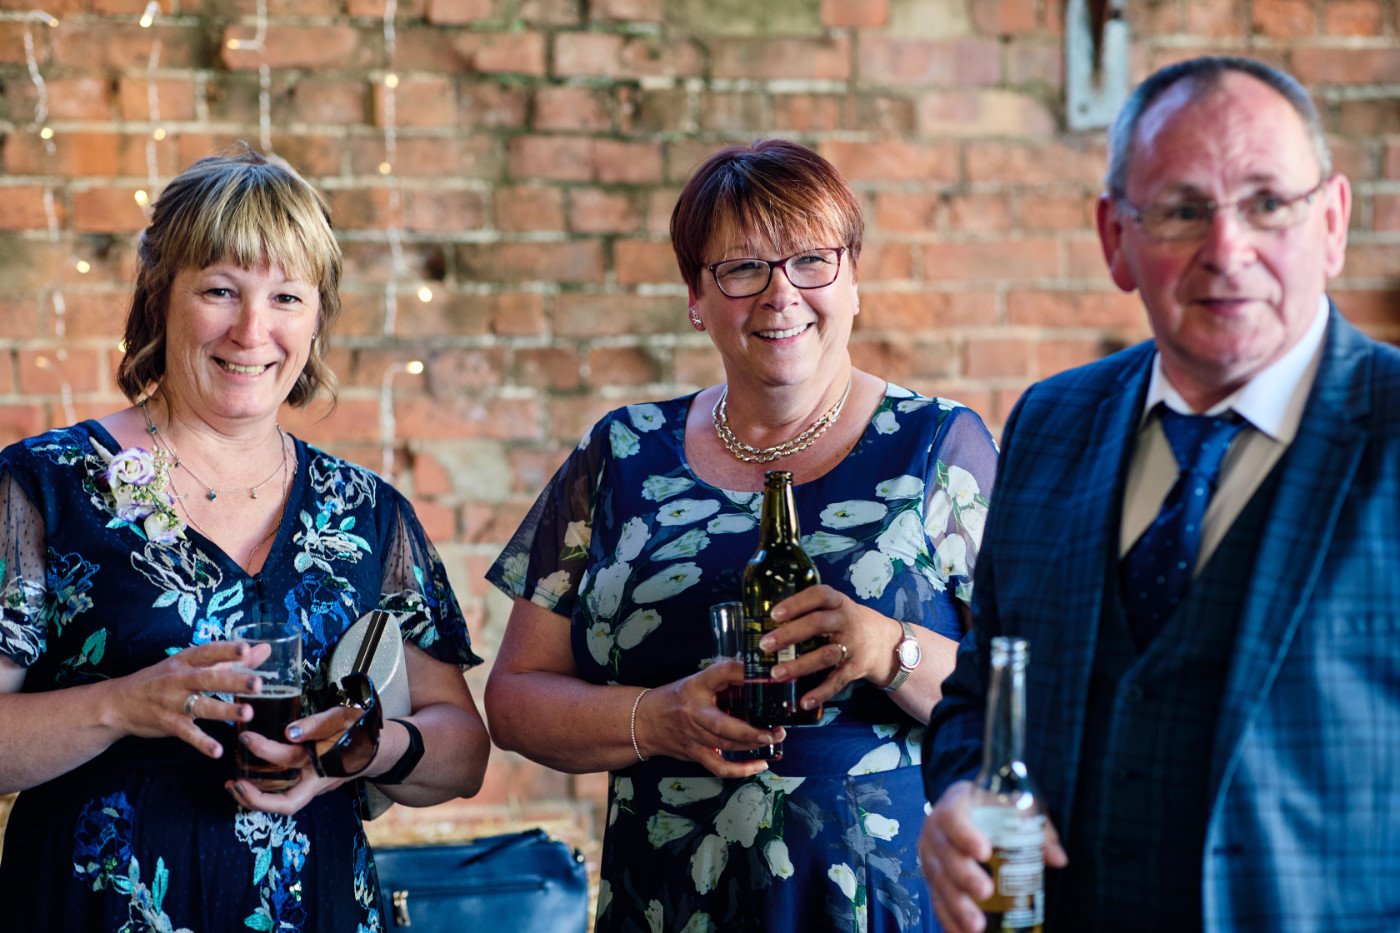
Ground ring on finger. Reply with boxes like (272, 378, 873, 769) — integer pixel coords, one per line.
(835, 641, 849, 666)
(183, 693, 199, 717)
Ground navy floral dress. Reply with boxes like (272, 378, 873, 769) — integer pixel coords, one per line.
(488, 384, 998, 933)
(0, 421, 481, 932)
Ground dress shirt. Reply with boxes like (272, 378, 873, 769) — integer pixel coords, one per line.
(1119, 295, 1329, 567)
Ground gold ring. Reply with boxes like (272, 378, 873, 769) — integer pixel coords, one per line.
(836, 641, 848, 665)
(183, 693, 199, 717)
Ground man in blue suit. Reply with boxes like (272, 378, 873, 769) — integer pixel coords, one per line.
(920, 56, 1399, 932)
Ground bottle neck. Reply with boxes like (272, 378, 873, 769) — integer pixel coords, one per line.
(980, 643, 1028, 773)
(759, 478, 800, 546)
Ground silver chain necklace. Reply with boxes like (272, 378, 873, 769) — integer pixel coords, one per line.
(712, 378, 852, 464)
(140, 400, 288, 501)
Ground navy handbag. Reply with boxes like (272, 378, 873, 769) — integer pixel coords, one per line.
(372, 828, 589, 931)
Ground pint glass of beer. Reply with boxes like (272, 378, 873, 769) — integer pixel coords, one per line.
(231, 621, 303, 792)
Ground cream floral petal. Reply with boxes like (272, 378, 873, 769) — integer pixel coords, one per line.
(587, 560, 631, 620)
(609, 420, 641, 458)
(651, 528, 709, 561)
(706, 512, 755, 534)
(935, 534, 969, 580)
(848, 741, 902, 775)
(656, 498, 722, 526)
(642, 475, 695, 502)
(645, 900, 664, 933)
(646, 810, 696, 847)
(947, 464, 981, 507)
(873, 410, 900, 434)
(713, 782, 767, 847)
(876, 509, 926, 566)
(615, 776, 635, 801)
(763, 838, 795, 880)
(801, 530, 858, 556)
(850, 550, 894, 599)
(616, 608, 663, 649)
(690, 834, 729, 895)
(828, 863, 858, 901)
(755, 773, 806, 793)
(960, 502, 989, 549)
(679, 911, 716, 933)
(658, 777, 724, 806)
(861, 812, 900, 841)
(586, 621, 614, 667)
(820, 500, 888, 529)
(628, 403, 666, 432)
(875, 475, 924, 500)
(563, 520, 591, 550)
(631, 562, 702, 604)
(616, 517, 650, 562)
(924, 487, 953, 538)
(529, 569, 571, 610)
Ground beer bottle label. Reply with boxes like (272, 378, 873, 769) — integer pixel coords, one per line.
(970, 807, 1045, 930)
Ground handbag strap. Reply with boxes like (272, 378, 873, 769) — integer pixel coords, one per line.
(459, 829, 546, 868)
(351, 610, 391, 677)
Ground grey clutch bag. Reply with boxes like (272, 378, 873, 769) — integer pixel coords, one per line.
(329, 609, 412, 818)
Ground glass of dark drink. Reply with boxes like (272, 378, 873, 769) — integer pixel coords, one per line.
(231, 621, 303, 792)
(710, 601, 781, 762)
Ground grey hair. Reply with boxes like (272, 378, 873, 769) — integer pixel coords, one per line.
(1105, 56, 1332, 196)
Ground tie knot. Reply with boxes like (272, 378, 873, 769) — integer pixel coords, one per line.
(1158, 408, 1244, 478)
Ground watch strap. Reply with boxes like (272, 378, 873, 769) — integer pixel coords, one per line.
(882, 620, 917, 693)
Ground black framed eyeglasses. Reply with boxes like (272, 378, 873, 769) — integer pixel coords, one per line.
(706, 246, 847, 298)
(1116, 178, 1328, 242)
(308, 672, 383, 779)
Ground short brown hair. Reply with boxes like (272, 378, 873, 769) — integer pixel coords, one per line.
(117, 144, 342, 407)
(670, 139, 864, 294)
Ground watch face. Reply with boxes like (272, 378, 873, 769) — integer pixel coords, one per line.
(897, 639, 921, 669)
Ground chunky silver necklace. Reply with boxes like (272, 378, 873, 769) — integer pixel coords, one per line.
(140, 400, 288, 501)
(712, 378, 852, 464)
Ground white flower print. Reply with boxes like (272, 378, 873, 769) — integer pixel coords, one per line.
(801, 530, 858, 556)
(906, 726, 925, 765)
(876, 509, 926, 566)
(935, 534, 969, 580)
(597, 880, 612, 918)
(690, 834, 729, 895)
(896, 397, 931, 413)
(529, 570, 572, 610)
(631, 562, 702, 604)
(706, 512, 755, 534)
(645, 900, 664, 933)
(647, 810, 696, 847)
(947, 464, 980, 507)
(497, 552, 528, 594)
(714, 782, 768, 847)
(876, 475, 923, 500)
(651, 528, 709, 561)
(564, 520, 591, 551)
(680, 911, 716, 933)
(873, 410, 900, 434)
(862, 811, 900, 841)
(656, 498, 721, 526)
(960, 502, 988, 550)
(850, 550, 894, 600)
(609, 799, 619, 827)
(588, 560, 631, 620)
(820, 500, 888, 529)
(849, 741, 902, 775)
(763, 839, 796, 880)
(610, 420, 641, 458)
(829, 863, 858, 901)
(616, 517, 650, 562)
(615, 776, 634, 801)
(936, 396, 964, 411)
(642, 475, 695, 502)
(586, 621, 614, 667)
(886, 383, 915, 399)
(628, 403, 666, 432)
(756, 773, 806, 794)
(924, 488, 953, 538)
(616, 608, 663, 650)
(659, 777, 724, 806)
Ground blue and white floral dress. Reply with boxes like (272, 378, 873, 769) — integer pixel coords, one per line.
(488, 384, 997, 933)
(0, 422, 481, 933)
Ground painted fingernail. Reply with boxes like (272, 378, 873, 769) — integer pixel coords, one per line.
(246, 677, 260, 692)
(287, 724, 302, 741)
(238, 733, 252, 747)
(759, 638, 773, 651)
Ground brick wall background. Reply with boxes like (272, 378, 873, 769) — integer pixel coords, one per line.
(2, 0, 1399, 874)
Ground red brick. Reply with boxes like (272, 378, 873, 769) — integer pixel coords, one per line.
(428, 0, 498, 23)
(1373, 193, 1400, 230)
(457, 241, 605, 284)
(920, 89, 1056, 137)
(568, 188, 639, 234)
(772, 94, 843, 132)
(0, 298, 40, 339)
(516, 347, 582, 391)
(520, 0, 583, 25)
(36, 77, 113, 121)
(452, 31, 547, 76)
(593, 140, 663, 184)
(819, 140, 960, 183)
(849, 94, 919, 135)
(590, 0, 662, 21)
(495, 186, 564, 232)
(396, 292, 547, 338)
(856, 291, 1000, 331)
(279, 79, 366, 125)
(326, 188, 401, 230)
(553, 294, 683, 337)
(971, 0, 1038, 34)
(1292, 47, 1400, 85)
(614, 240, 676, 285)
(410, 449, 454, 497)
(1019, 191, 1094, 232)
(697, 93, 767, 133)
(397, 396, 544, 440)
(1066, 235, 1112, 280)
(351, 136, 504, 179)
(0, 405, 46, 441)
(1253, 0, 1316, 37)
(1336, 99, 1400, 135)
(822, 0, 887, 27)
(554, 32, 702, 80)
(1006, 290, 1143, 329)
(1325, 0, 1382, 34)
(1331, 287, 1400, 327)
(1037, 338, 1111, 377)
(409, 498, 457, 543)
(406, 189, 487, 233)
(0, 187, 58, 230)
(964, 336, 1033, 379)
(629, 87, 688, 134)
(588, 347, 660, 386)
(848, 337, 958, 383)
(947, 192, 1013, 234)
(712, 37, 851, 82)
(374, 77, 456, 127)
(72, 187, 148, 233)
(53, 23, 198, 70)
(859, 36, 1000, 86)
(858, 241, 914, 281)
(1185, 0, 1247, 36)
(547, 395, 622, 444)
(115, 77, 194, 124)
(1006, 39, 1064, 85)
(283, 399, 381, 443)
(425, 347, 511, 393)
(873, 192, 941, 234)
(18, 348, 104, 394)
(222, 25, 363, 70)
(965, 140, 1106, 186)
(534, 86, 613, 132)
(1343, 242, 1400, 277)
(508, 135, 594, 182)
(925, 239, 1059, 283)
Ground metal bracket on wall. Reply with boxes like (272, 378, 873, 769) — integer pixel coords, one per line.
(1066, 0, 1130, 131)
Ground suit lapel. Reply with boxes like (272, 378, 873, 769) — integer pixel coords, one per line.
(1207, 307, 1371, 802)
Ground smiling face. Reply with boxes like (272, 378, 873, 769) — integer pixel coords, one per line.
(160, 261, 320, 425)
(1096, 70, 1351, 410)
(690, 221, 859, 393)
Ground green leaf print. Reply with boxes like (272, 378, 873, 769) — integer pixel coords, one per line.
(153, 857, 168, 913)
(253, 846, 273, 885)
(244, 910, 274, 931)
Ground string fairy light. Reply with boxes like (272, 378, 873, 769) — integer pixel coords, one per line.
(380, 360, 424, 478)
(23, 9, 75, 425)
(224, 0, 272, 151)
(137, 1, 164, 214)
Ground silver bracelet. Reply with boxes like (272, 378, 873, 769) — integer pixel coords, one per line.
(629, 687, 651, 763)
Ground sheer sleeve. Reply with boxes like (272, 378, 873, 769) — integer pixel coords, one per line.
(0, 468, 49, 668)
(485, 419, 611, 620)
(378, 492, 483, 669)
(924, 403, 999, 607)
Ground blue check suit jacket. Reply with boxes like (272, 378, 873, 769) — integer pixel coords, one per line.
(924, 305, 1400, 931)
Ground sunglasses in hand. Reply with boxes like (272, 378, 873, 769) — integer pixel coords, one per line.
(307, 671, 383, 779)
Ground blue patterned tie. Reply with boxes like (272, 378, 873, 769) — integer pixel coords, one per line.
(1121, 407, 1245, 648)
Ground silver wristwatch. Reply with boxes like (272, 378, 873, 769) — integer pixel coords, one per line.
(883, 620, 921, 693)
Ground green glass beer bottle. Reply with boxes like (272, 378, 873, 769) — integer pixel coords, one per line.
(969, 637, 1045, 933)
(741, 470, 823, 728)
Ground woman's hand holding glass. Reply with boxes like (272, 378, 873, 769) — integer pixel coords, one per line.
(761, 585, 901, 710)
(642, 663, 786, 779)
